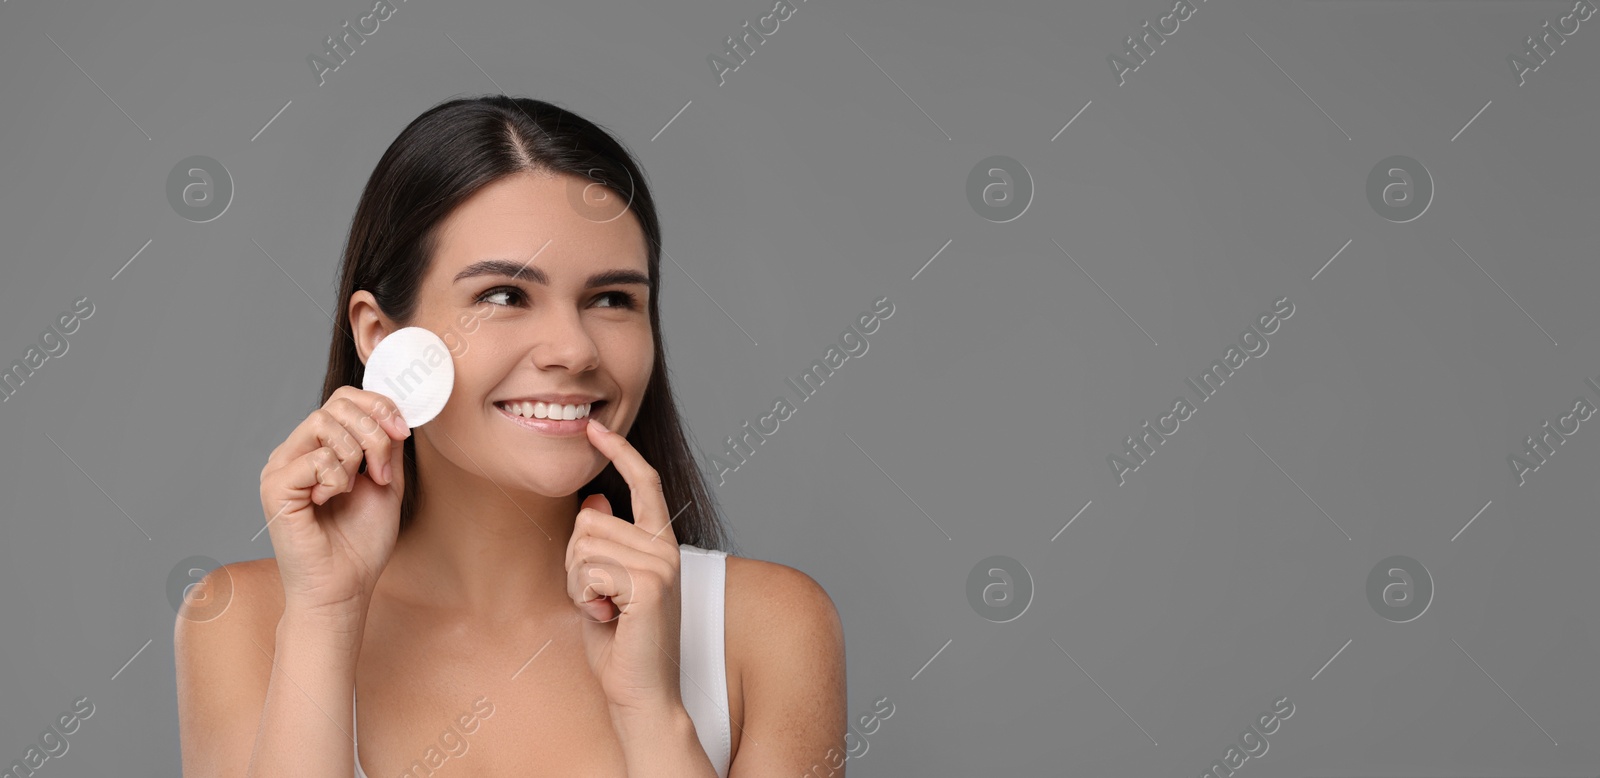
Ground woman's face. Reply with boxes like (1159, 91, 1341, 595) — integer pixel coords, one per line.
(356, 170, 654, 497)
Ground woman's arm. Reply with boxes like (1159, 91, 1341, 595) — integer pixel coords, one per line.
(602, 557, 847, 777)
(175, 560, 364, 778)
(611, 701, 720, 777)
(726, 559, 848, 778)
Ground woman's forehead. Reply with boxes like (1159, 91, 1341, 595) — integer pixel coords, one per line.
(430, 176, 648, 282)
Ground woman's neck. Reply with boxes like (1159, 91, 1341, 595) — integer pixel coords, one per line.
(382, 456, 584, 621)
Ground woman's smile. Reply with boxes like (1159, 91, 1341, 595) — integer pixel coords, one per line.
(494, 399, 610, 437)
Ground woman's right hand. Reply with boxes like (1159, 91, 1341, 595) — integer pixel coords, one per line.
(258, 385, 410, 625)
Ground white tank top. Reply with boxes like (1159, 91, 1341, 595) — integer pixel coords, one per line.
(352, 543, 732, 778)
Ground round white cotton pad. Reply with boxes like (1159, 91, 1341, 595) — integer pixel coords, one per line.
(362, 327, 454, 428)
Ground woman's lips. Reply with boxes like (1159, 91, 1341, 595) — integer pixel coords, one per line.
(495, 401, 603, 437)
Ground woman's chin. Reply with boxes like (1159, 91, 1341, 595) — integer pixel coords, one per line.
(513, 467, 608, 497)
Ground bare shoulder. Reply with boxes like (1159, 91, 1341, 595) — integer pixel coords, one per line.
(172, 557, 289, 776)
(724, 554, 845, 680)
(174, 557, 285, 638)
(724, 554, 841, 634)
(720, 554, 848, 770)
(172, 557, 286, 699)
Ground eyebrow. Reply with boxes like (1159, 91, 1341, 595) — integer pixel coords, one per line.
(452, 259, 651, 290)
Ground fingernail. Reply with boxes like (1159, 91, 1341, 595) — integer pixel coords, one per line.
(589, 418, 608, 433)
(381, 462, 393, 484)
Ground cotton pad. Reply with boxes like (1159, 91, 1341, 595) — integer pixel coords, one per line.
(362, 326, 454, 428)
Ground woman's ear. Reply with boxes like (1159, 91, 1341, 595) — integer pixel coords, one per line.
(348, 290, 391, 366)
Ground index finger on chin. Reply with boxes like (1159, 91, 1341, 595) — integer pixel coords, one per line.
(587, 419, 669, 540)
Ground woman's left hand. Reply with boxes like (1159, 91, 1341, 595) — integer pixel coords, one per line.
(566, 417, 685, 718)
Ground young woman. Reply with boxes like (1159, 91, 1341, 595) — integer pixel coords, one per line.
(175, 95, 846, 777)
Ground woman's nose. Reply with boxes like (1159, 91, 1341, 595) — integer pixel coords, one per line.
(529, 312, 600, 371)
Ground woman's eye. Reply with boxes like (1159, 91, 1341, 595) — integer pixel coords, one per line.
(596, 291, 640, 310)
(473, 287, 639, 310)
(475, 286, 525, 307)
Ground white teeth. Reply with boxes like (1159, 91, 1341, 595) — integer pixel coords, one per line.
(501, 401, 591, 420)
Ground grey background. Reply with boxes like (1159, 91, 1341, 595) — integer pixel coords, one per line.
(1, 0, 1597, 775)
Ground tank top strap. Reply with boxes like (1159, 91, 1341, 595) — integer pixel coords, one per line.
(677, 543, 733, 778)
(352, 687, 369, 778)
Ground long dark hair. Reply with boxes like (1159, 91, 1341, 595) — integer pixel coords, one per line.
(320, 94, 732, 553)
